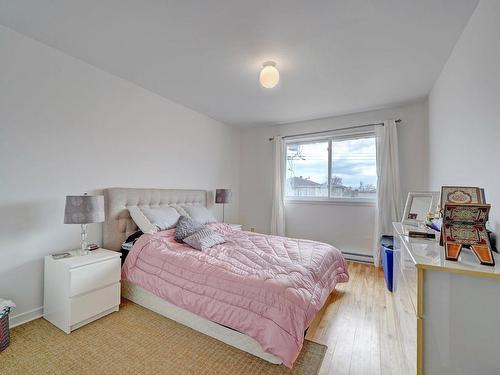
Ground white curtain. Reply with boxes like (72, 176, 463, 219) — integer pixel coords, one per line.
(270, 136, 286, 236)
(374, 119, 403, 266)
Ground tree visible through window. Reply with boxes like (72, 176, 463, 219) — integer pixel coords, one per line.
(285, 134, 377, 200)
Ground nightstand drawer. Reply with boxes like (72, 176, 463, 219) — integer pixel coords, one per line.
(70, 282, 120, 325)
(70, 258, 121, 297)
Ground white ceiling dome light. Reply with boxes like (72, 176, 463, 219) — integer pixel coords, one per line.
(259, 61, 280, 89)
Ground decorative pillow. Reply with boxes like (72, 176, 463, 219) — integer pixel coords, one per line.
(140, 206, 180, 231)
(183, 228, 226, 251)
(181, 205, 217, 224)
(175, 216, 205, 243)
(128, 206, 157, 234)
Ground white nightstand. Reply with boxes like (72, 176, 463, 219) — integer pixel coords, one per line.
(43, 249, 121, 334)
(228, 224, 242, 231)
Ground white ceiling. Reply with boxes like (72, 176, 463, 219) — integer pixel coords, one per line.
(0, 0, 478, 126)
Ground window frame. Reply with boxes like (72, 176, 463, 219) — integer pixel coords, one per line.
(283, 131, 377, 206)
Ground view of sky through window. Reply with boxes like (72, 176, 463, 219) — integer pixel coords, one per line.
(331, 137, 376, 188)
(286, 135, 377, 199)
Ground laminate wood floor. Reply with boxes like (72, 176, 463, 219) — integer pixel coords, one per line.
(306, 261, 405, 375)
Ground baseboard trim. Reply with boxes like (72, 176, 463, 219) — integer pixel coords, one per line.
(9, 306, 43, 328)
(342, 251, 374, 263)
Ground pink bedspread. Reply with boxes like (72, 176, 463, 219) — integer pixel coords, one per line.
(122, 223, 348, 367)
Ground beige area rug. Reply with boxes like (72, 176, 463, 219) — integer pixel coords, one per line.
(1, 300, 326, 374)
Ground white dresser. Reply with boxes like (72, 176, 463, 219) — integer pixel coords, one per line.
(393, 222, 500, 375)
(43, 249, 121, 333)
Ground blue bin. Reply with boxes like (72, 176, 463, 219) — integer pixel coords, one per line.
(381, 235, 394, 292)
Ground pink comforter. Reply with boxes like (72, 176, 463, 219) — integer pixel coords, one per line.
(122, 223, 349, 367)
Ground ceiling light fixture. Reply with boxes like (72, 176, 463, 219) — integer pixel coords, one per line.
(259, 61, 279, 88)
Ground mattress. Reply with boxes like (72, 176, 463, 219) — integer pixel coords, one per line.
(122, 223, 348, 367)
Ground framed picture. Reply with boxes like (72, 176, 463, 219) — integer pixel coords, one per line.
(402, 191, 440, 226)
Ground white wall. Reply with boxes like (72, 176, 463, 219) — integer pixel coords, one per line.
(239, 100, 428, 257)
(0, 26, 241, 324)
(429, 0, 500, 234)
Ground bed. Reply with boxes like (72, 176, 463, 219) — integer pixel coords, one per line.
(103, 188, 349, 368)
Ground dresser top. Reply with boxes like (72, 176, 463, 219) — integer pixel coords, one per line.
(393, 222, 500, 279)
(46, 248, 121, 268)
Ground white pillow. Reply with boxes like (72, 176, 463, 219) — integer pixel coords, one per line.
(128, 206, 157, 234)
(170, 204, 190, 217)
(140, 206, 180, 231)
(182, 205, 217, 224)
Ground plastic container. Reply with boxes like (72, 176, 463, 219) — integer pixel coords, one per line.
(381, 235, 394, 292)
(0, 308, 10, 352)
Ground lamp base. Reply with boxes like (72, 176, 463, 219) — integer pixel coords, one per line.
(79, 249, 91, 256)
(70, 243, 99, 257)
(69, 249, 91, 257)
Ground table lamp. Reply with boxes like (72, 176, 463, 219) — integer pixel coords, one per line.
(215, 189, 232, 223)
(64, 193, 104, 255)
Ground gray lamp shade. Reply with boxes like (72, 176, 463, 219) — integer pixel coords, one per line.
(215, 189, 232, 204)
(64, 195, 105, 224)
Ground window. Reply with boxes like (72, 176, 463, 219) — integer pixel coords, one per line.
(285, 133, 377, 202)
(286, 140, 329, 198)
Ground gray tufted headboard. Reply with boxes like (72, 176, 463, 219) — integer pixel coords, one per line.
(103, 188, 207, 251)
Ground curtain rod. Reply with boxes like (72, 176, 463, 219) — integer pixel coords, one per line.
(268, 119, 401, 141)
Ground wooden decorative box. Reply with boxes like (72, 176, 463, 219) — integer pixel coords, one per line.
(440, 186, 494, 266)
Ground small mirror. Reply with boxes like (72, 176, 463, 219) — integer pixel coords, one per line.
(403, 191, 440, 226)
